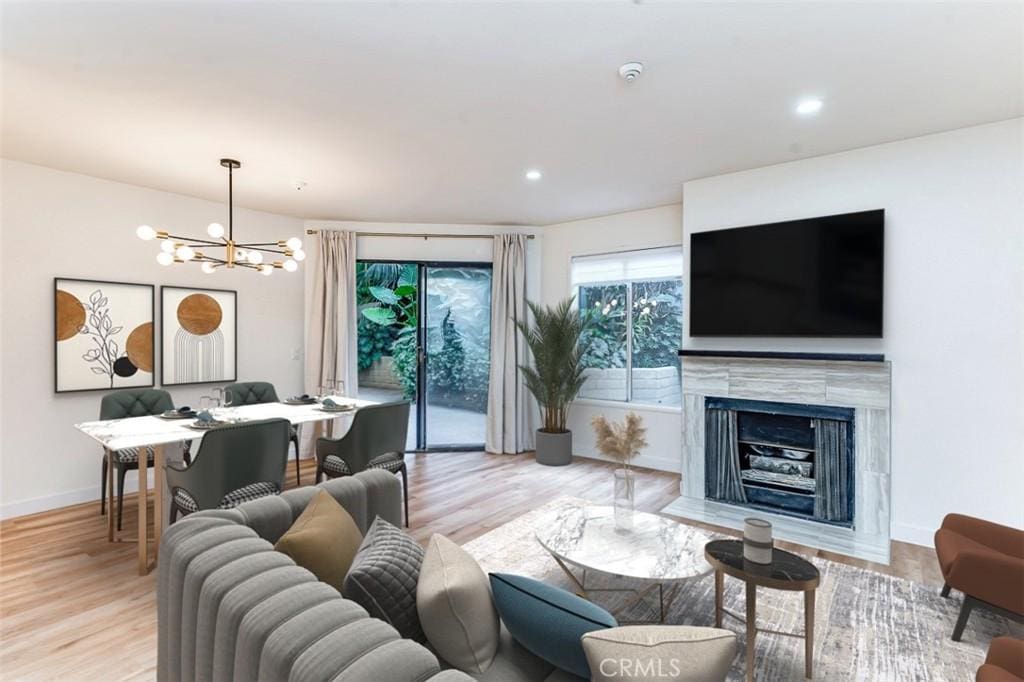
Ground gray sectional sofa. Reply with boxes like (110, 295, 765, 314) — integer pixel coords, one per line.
(158, 469, 575, 681)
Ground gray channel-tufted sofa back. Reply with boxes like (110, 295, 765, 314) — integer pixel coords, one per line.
(157, 469, 473, 682)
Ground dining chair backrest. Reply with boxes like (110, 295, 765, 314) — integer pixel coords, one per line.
(325, 401, 410, 473)
(165, 418, 290, 512)
(224, 381, 280, 406)
(100, 388, 174, 420)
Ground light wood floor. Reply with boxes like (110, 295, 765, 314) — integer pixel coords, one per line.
(0, 452, 942, 680)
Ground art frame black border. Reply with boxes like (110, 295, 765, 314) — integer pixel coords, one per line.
(54, 277, 156, 394)
(159, 285, 238, 387)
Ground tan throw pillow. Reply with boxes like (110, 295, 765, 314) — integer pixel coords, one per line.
(582, 625, 737, 682)
(274, 489, 363, 591)
(416, 534, 499, 673)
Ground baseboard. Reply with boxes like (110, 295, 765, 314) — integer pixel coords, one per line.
(572, 450, 680, 474)
(2, 450, 316, 521)
(0, 480, 147, 520)
(891, 522, 936, 549)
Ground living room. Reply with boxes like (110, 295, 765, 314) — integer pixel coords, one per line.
(1, 2, 1022, 681)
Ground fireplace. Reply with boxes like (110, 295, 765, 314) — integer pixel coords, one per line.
(704, 397, 854, 527)
(662, 353, 892, 564)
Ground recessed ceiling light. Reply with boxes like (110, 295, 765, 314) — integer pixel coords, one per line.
(525, 169, 542, 181)
(795, 97, 824, 116)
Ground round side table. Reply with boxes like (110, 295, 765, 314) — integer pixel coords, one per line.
(704, 539, 820, 681)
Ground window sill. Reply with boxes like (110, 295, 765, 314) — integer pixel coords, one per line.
(572, 398, 683, 415)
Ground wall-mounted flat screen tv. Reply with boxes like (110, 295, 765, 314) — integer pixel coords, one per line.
(690, 209, 884, 337)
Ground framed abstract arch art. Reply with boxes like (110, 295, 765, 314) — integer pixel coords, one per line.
(160, 286, 237, 386)
(54, 277, 156, 393)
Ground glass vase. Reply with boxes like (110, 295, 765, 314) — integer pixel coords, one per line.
(614, 467, 636, 527)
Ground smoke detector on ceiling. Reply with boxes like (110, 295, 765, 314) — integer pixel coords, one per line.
(618, 62, 644, 83)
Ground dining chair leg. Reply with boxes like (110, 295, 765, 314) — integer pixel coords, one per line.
(399, 465, 409, 528)
(292, 435, 301, 487)
(100, 456, 108, 515)
(116, 465, 128, 531)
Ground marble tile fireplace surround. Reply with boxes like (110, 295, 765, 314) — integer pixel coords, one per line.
(661, 354, 892, 564)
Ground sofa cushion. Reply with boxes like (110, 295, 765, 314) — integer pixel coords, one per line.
(489, 573, 616, 679)
(274, 489, 364, 591)
(582, 626, 737, 682)
(418, 534, 500, 673)
(343, 516, 426, 641)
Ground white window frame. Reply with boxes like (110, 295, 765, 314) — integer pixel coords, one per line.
(570, 245, 683, 406)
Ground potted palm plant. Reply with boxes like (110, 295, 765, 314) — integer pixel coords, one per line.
(516, 297, 590, 466)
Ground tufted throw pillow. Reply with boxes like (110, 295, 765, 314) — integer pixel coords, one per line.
(274, 489, 363, 592)
(582, 626, 737, 682)
(489, 572, 616, 679)
(343, 516, 426, 642)
(417, 534, 499, 673)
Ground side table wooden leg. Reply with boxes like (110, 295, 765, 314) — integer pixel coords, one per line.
(714, 569, 724, 628)
(745, 581, 756, 682)
(137, 447, 149, 576)
(805, 588, 815, 678)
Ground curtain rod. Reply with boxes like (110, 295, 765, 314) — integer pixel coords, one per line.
(305, 229, 534, 240)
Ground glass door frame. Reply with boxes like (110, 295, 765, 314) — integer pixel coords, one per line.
(357, 258, 493, 453)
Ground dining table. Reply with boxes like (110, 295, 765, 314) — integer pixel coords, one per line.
(75, 396, 374, 575)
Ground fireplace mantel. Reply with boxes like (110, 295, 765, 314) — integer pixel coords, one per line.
(661, 354, 892, 564)
(677, 349, 885, 363)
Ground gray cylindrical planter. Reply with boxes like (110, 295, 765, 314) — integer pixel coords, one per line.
(535, 430, 572, 466)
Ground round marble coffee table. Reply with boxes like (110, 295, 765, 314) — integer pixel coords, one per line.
(535, 505, 713, 623)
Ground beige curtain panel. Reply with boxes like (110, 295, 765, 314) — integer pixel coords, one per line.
(302, 229, 359, 455)
(486, 233, 534, 454)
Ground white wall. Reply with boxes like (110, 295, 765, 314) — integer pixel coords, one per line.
(0, 160, 306, 518)
(681, 119, 1024, 545)
(541, 205, 683, 472)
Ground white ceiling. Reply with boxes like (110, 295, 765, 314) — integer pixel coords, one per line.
(2, 1, 1021, 226)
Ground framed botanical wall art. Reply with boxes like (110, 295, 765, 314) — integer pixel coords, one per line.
(54, 278, 155, 393)
(160, 286, 237, 386)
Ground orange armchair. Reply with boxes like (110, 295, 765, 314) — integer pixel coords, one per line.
(977, 637, 1024, 682)
(935, 514, 1024, 641)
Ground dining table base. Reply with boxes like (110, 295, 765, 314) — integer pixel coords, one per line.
(105, 444, 166, 575)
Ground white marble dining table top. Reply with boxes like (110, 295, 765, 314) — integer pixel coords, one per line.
(74, 396, 373, 451)
(535, 504, 714, 582)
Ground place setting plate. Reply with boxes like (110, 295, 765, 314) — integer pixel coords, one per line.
(158, 410, 198, 420)
(282, 396, 318, 406)
(185, 420, 232, 430)
(316, 404, 356, 413)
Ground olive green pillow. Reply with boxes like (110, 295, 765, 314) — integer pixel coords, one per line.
(274, 489, 363, 591)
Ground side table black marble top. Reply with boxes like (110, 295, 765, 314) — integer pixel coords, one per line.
(704, 539, 820, 681)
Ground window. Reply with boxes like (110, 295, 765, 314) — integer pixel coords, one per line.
(572, 247, 683, 406)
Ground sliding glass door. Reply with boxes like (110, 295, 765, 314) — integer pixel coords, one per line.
(356, 260, 492, 450)
(423, 266, 492, 448)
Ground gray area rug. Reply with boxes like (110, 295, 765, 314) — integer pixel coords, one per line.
(462, 497, 1023, 681)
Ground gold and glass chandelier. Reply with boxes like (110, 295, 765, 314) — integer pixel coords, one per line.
(135, 158, 305, 276)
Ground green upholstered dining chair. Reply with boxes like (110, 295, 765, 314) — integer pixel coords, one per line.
(223, 381, 301, 485)
(315, 401, 411, 526)
(99, 388, 179, 531)
(165, 418, 290, 523)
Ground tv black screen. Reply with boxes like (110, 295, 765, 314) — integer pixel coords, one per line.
(689, 209, 884, 337)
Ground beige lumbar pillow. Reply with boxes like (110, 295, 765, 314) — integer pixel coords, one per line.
(416, 534, 499, 673)
(274, 489, 363, 592)
(582, 625, 737, 682)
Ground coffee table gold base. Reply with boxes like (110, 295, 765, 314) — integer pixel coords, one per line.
(550, 554, 685, 624)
